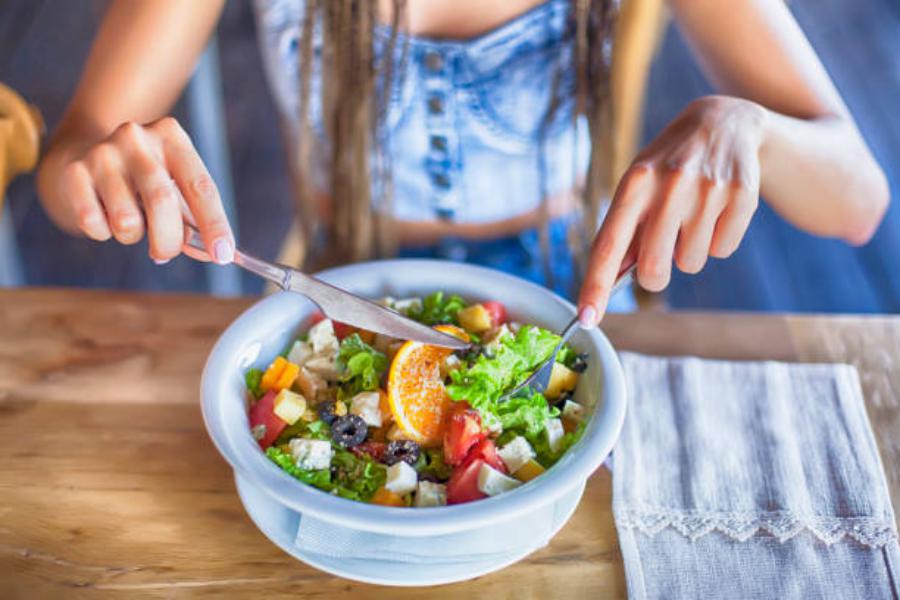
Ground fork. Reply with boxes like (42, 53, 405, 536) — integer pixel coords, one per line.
(500, 259, 636, 402)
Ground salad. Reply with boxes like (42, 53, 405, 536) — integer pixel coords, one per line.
(244, 292, 589, 508)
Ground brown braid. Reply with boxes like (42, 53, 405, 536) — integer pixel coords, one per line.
(295, 0, 617, 278)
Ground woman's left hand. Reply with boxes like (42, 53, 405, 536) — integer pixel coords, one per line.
(577, 95, 769, 326)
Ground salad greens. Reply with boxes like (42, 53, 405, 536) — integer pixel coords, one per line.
(446, 325, 561, 429)
(267, 445, 386, 501)
(336, 333, 388, 396)
(408, 291, 467, 325)
(245, 368, 263, 400)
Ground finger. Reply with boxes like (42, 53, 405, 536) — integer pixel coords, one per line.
(577, 165, 654, 326)
(62, 160, 111, 241)
(674, 177, 726, 274)
(636, 170, 688, 292)
(710, 183, 757, 258)
(152, 117, 234, 264)
(115, 125, 184, 262)
(88, 144, 144, 245)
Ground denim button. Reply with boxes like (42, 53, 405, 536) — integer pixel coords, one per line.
(430, 135, 448, 152)
(432, 172, 450, 188)
(424, 51, 443, 72)
(427, 95, 444, 115)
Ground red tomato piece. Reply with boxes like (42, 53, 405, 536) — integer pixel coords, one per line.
(307, 311, 325, 327)
(249, 391, 287, 449)
(352, 441, 387, 462)
(447, 458, 487, 505)
(481, 301, 507, 327)
(461, 439, 507, 474)
(332, 320, 357, 340)
(443, 407, 486, 466)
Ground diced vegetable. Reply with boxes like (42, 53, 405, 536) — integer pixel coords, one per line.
(513, 459, 546, 483)
(245, 368, 263, 399)
(260, 356, 300, 393)
(446, 458, 487, 505)
(481, 301, 507, 326)
(273, 389, 308, 425)
(249, 391, 288, 449)
(371, 486, 405, 507)
(457, 304, 492, 333)
(461, 439, 507, 474)
(544, 363, 579, 400)
(498, 436, 536, 474)
(443, 407, 485, 466)
(414, 480, 448, 507)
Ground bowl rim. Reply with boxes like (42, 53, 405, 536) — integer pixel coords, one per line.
(201, 259, 627, 536)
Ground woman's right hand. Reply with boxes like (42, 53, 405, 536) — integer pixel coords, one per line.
(38, 116, 234, 264)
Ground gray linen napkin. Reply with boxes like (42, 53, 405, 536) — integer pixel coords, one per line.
(613, 353, 899, 600)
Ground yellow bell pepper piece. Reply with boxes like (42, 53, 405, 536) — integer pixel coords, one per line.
(260, 356, 300, 393)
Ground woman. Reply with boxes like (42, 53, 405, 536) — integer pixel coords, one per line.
(37, 0, 888, 327)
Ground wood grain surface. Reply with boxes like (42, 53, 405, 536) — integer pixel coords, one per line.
(0, 288, 897, 599)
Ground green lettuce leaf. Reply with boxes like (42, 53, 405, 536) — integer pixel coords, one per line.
(408, 291, 467, 325)
(245, 368, 263, 399)
(266, 443, 387, 502)
(337, 333, 388, 396)
(532, 422, 586, 468)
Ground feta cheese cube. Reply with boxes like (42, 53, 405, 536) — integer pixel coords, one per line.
(273, 389, 308, 425)
(498, 436, 536, 474)
(304, 356, 340, 381)
(295, 367, 326, 401)
(392, 297, 423, 315)
(477, 463, 522, 496)
(307, 319, 339, 356)
(385, 461, 417, 495)
(562, 399, 585, 423)
(440, 354, 463, 379)
(414, 480, 447, 507)
(350, 391, 382, 427)
(287, 340, 313, 366)
(289, 438, 332, 470)
(545, 418, 565, 454)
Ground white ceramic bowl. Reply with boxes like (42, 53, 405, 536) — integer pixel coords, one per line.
(201, 260, 626, 585)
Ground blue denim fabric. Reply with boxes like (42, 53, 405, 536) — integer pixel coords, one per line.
(253, 0, 634, 307)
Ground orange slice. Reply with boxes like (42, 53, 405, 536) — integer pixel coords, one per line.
(386, 324, 468, 447)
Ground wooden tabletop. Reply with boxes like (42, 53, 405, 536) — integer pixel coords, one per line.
(1, 288, 897, 599)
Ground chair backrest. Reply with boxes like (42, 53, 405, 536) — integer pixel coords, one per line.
(0, 83, 43, 209)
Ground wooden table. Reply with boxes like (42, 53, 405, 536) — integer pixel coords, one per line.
(1, 288, 897, 598)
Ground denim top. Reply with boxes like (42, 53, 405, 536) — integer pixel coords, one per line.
(253, 0, 590, 224)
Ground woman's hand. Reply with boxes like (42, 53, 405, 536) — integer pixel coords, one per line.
(38, 116, 234, 264)
(577, 95, 769, 325)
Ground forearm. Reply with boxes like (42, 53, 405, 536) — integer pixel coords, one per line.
(758, 108, 889, 244)
(39, 0, 224, 233)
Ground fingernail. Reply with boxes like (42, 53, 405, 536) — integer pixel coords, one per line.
(213, 238, 234, 265)
(153, 258, 170, 266)
(578, 305, 597, 328)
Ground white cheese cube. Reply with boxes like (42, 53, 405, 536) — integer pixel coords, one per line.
(350, 391, 382, 428)
(562, 400, 586, 423)
(289, 438, 332, 470)
(393, 297, 423, 314)
(545, 418, 565, 454)
(273, 389, 308, 425)
(498, 436, 536, 474)
(385, 461, 417, 495)
(414, 481, 447, 507)
(295, 367, 326, 401)
(304, 356, 340, 381)
(287, 340, 313, 366)
(477, 464, 522, 496)
(440, 354, 463, 379)
(307, 319, 339, 356)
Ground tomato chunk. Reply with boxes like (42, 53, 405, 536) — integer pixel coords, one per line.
(481, 301, 507, 327)
(332, 320, 357, 340)
(443, 407, 486, 466)
(461, 439, 507, 474)
(447, 458, 487, 505)
(249, 391, 287, 449)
